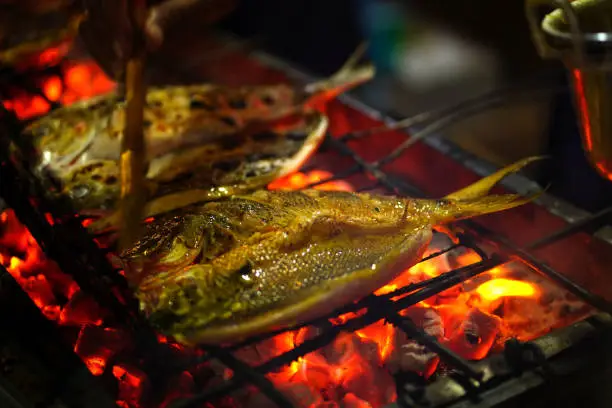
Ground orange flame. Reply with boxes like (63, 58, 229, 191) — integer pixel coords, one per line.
(268, 170, 354, 192)
(476, 278, 538, 302)
(3, 60, 115, 120)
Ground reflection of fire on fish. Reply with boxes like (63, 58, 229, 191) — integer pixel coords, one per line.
(119, 157, 542, 345)
(0, 1, 84, 67)
(23, 47, 374, 230)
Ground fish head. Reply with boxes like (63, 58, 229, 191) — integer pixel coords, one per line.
(121, 212, 214, 281)
(144, 260, 259, 336)
(26, 94, 118, 170)
(127, 205, 267, 332)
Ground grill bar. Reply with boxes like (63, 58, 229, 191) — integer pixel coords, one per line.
(379, 300, 483, 380)
(527, 206, 612, 250)
(177, 256, 506, 408)
(391, 313, 612, 408)
(468, 221, 612, 315)
(207, 346, 296, 408)
(1, 46, 611, 408)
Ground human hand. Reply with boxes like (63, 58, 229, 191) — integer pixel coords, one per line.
(79, 0, 237, 79)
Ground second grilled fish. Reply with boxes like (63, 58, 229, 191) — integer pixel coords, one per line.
(85, 112, 328, 232)
(23, 49, 373, 230)
(120, 157, 542, 345)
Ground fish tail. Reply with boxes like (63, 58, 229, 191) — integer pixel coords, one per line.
(428, 156, 547, 224)
(437, 192, 542, 224)
(444, 156, 546, 201)
(303, 42, 376, 107)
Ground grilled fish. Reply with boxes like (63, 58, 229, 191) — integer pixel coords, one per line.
(120, 157, 542, 345)
(24, 52, 373, 228)
(87, 112, 328, 232)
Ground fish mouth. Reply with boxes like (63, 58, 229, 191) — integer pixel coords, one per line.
(158, 229, 431, 346)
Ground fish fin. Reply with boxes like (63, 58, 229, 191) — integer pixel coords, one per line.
(422, 156, 549, 225)
(444, 156, 547, 201)
(303, 42, 375, 106)
(437, 190, 543, 224)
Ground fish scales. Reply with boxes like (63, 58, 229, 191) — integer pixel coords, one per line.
(128, 190, 429, 342)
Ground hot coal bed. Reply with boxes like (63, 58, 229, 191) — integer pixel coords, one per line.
(1, 41, 612, 408)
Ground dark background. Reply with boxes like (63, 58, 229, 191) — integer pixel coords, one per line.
(217, 0, 612, 212)
(219, 0, 548, 78)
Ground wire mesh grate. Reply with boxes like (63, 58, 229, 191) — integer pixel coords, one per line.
(0, 55, 611, 408)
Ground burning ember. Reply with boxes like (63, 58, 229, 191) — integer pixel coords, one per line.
(3, 58, 115, 119)
(0, 60, 594, 408)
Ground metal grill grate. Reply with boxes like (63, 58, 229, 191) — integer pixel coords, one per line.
(1, 52, 612, 408)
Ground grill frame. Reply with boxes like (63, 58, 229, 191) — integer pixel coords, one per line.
(0, 43, 611, 408)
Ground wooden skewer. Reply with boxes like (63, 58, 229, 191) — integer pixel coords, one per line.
(118, 0, 149, 252)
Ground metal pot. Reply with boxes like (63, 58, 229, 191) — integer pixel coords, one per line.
(527, 0, 612, 182)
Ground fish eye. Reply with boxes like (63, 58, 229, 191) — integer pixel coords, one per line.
(181, 283, 201, 307)
(70, 184, 90, 198)
(374, 207, 380, 212)
(261, 95, 275, 106)
(236, 261, 254, 283)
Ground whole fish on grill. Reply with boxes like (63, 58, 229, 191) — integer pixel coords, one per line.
(23, 53, 373, 231)
(119, 157, 542, 345)
(30, 108, 328, 228)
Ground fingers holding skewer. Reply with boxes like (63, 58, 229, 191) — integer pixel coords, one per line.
(145, 0, 239, 49)
(79, 0, 238, 80)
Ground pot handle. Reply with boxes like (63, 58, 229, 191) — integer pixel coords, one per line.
(525, 0, 563, 58)
(526, 0, 586, 61)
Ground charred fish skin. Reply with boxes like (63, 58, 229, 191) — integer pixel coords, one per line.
(25, 90, 328, 216)
(121, 156, 541, 346)
(84, 111, 328, 232)
(24, 48, 373, 172)
(23, 50, 374, 220)
(26, 82, 315, 172)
